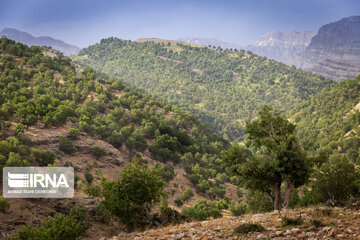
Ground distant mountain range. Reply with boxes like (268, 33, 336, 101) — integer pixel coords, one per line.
(0, 28, 80, 56)
(180, 16, 360, 81)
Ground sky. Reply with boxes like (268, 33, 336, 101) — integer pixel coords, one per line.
(0, 0, 359, 48)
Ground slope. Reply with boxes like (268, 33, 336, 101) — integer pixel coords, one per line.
(73, 37, 335, 141)
(289, 74, 360, 162)
(0, 38, 236, 238)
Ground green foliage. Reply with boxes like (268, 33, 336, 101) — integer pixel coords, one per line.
(102, 161, 165, 231)
(229, 202, 247, 216)
(14, 123, 24, 135)
(59, 136, 76, 154)
(74, 38, 333, 141)
(179, 188, 194, 202)
(0, 38, 230, 202)
(246, 190, 274, 213)
(149, 134, 181, 163)
(174, 198, 184, 207)
(225, 106, 311, 210)
(84, 184, 101, 197)
(181, 199, 222, 221)
(6, 152, 29, 167)
(91, 146, 106, 159)
(289, 75, 360, 158)
(310, 154, 360, 206)
(67, 127, 80, 140)
(159, 164, 175, 182)
(9, 213, 88, 240)
(233, 223, 264, 234)
(215, 199, 229, 210)
(0, 196, 10, 213)
(84, 171, 94, 184)
(32, 147, 55, 166)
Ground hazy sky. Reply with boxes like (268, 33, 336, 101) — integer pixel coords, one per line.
(1, 0, 359, 48)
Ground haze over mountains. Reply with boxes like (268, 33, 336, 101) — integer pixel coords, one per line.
(0, 28, 80, 56)
(182, 16, 360, 81)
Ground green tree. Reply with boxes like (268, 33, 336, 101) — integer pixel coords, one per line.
(59, 136, 76, 154)
(311, 154, 360, 205)
(224, 106, 310, 210)
(101, 161, 164, 231)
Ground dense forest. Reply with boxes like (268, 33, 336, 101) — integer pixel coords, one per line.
(73, 38, 335, 141)
(289, 75, 360, 163)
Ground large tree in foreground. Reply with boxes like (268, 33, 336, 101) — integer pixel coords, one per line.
(224, 106, 310, 210)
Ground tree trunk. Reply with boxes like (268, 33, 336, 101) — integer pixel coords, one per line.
(271, 182, 282, 210)
(282, 179, 295, 209)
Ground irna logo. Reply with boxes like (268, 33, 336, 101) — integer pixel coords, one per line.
(3, 167, 74, 198)
(8, 172, 69, 188)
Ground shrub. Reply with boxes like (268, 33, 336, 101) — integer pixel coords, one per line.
(0, 196, 10, 213)
(282, 216, 302, 227)
(311, 219, 323, 228)
(84, 185, 101, 197)
(67, 128, 80, 140)
(85, 171, 94, 184)
(32, 147, 55, 165)
(230, 202, 247, 216)
(179, 188, 194, 202)
(68, 204, 88, 222)
(5, 152, 29, 167)
(102, 161, 165, 231)
(233, 223, 264, 234)
(216, 200, 229, 210)
(59, 136, 76, 154)
(14, 123, 24, 135)
(181, 199, 222, 221)
(311, 155, 360, 206)
(150, 207, 188, 227)
(91, 202, 110, 223)
(9, 214, 88, 240)
(174, 198, 183, 207)
(91, 146, 106, 159)
(247, 190, 274, 213)
(160, 164, 175, 182)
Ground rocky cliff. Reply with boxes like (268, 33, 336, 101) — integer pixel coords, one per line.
(301, 16, 360, 81)
(248, 30, 316, 64)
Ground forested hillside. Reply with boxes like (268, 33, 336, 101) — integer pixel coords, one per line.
(0, 37, 243, 238)
(289, 75, 360, 163)
(73, 37, 335, 141)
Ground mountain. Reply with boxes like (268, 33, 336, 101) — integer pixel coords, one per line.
(73, 37, 334, 141)
(178, 37, 243, 50)
(301, 16, 360, 81)
(0, 37, 235, 238)
(247, 30, 317, 64)
(289, 74, 360, 162)
(247, 16, 360, 81)
(0, 28, 80, 56)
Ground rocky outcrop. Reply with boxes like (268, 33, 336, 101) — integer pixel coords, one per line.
(300, 16, 360, 81)
(0, 28, 80, 56)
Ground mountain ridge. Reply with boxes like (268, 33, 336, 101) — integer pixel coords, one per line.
(0, 28, 81, 56)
